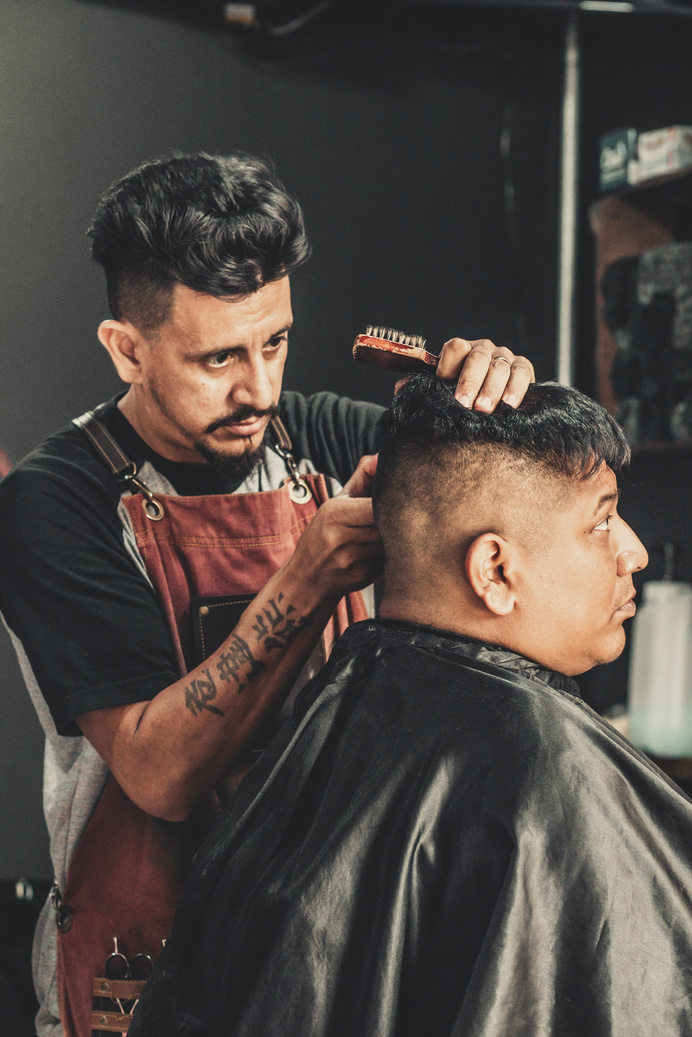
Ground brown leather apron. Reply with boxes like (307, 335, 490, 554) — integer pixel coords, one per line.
(55, 413, 369, 1037)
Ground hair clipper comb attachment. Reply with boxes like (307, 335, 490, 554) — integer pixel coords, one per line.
(353, 326, 439, 374)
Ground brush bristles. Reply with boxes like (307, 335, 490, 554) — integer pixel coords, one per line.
(365, 325, 427, 350)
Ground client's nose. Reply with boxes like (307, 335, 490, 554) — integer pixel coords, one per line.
(616, 517, 648, 577)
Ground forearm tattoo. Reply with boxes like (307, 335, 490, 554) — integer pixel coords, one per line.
(184, 594, 309, 717)
(184, 666, 224, 718)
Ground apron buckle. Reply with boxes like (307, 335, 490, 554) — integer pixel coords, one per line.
(269, 414, 314, 505)
(272, 438, 313, 504)
(122, 470, 165, 521)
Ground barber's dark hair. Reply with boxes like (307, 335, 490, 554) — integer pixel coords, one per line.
(373, 375, 630, 521)
(88, 151, 310, 333)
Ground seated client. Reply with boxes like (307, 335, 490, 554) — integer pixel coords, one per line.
(130, 376, 692, 1037)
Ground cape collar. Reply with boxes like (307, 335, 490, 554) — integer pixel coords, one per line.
(347, 619, 582, 699)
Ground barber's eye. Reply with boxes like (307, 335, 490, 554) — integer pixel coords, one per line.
(595, 516, 611, 531)
(267, 334, 288, 351)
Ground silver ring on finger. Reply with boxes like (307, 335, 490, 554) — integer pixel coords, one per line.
(491, 355, 512, 368)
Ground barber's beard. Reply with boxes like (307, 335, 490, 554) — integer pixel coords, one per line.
(148, 378, 276, 480)
(193, 436, 268, 479)
(194, 404, 278, 479)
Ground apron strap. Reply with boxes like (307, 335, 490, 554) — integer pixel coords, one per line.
(75, 412, 298, 476)
(73, 409, 312, 510)
(73, 410, 136, 481)
(73, 411, 165, 520)
(269, 414, 293, 454)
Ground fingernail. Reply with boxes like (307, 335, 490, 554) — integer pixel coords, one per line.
(457, 394, 471, 408)
(504, 394, 517, 408)
(476, 396, 491, 411)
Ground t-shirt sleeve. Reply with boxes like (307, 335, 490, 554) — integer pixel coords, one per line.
(279, 391, 384, 485)
(0, 461, 180, 736)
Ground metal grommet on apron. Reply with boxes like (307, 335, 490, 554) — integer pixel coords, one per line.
(288, 478, 311, 504)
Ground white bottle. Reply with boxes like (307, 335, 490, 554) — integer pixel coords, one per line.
(628, 581, 692, 757)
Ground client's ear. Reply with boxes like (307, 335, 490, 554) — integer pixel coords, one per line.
(465, 533, 516, 616)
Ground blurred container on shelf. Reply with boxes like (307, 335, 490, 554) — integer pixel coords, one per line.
(635, 125, 692, 185)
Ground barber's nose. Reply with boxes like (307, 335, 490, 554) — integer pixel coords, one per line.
(616, 517, 649, 577)
(231, 356, 274, 411)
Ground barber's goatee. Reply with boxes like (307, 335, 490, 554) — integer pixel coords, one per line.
(195, 437, 268, 479)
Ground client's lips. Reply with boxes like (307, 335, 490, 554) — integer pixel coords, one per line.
(614, 592, 636, 616)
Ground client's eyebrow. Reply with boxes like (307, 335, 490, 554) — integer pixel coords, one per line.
(592, 490, 619, 516)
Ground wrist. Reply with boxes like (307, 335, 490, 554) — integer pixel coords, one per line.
(272, 552, 342, 620)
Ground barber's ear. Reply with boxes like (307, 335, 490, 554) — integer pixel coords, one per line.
(98, 320, 145, 384)
(465, 533, 516, 616)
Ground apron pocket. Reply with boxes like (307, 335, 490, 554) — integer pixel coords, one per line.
(191, 593, 257, 666)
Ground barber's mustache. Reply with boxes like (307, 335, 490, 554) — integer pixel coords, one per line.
(205, 405, 278, 435)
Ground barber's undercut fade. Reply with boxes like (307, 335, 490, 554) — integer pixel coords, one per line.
(373, 375, 630, 532)
(88, 152, 310, 334)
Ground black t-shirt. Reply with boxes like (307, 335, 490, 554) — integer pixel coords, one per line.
(0, 391, 382, 735)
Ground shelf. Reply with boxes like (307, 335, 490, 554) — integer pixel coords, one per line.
(589, 194, 677, 414)
(598, 164, 692, 202)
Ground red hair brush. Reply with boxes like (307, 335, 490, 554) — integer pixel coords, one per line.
(352, 326, 439, 374)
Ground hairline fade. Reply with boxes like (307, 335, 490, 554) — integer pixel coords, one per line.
(372, 375, 630, 525)
(87, 151, 311, 335)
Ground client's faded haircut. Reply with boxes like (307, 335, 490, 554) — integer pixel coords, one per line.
(373, 376, 630, 550)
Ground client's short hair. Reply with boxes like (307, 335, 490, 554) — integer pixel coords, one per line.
(88, 151, 310, 334)
(373, 375, 629, 551)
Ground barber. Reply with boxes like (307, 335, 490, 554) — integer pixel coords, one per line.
(0, 151, 534, 1037)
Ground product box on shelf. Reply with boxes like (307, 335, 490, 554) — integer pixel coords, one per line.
(599, 128, 638, 193)
(635, 125, 692, 184)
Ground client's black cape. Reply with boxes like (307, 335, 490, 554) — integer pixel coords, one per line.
(131, 621, 692, 1037)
